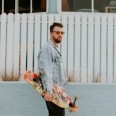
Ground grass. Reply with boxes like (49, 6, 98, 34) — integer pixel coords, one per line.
(68, 72, 77, 82)
(68, 71, 101, 83)
(0, 69, 100, 82)
(93, 72, 101, 83)
(0, 71, 20, 81)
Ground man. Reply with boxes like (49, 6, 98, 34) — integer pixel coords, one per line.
(37, 22, 68, 116)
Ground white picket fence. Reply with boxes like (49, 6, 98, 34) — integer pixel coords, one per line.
(0, 13, 116, 83)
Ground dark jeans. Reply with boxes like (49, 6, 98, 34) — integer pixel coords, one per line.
(45, 101, 65, 116)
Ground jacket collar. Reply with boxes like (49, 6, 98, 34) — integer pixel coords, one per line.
(48, 40, 61, 56)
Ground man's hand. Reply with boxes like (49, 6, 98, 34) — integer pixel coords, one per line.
(44, 92, 53, 101)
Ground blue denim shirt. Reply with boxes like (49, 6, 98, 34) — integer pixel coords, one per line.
(37, 40, 68, 92)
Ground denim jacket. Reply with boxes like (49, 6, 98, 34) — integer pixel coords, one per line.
(37, 40, 68, 92)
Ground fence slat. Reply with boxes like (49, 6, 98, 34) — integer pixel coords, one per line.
(67, 15, 74, 78)
(88, 15, 94, 83)
(6, 13, 14, 76)
(41, 15, 48, 47)
(101, 15, 107, 83)
(61, 15, 68, 76)
(81, 15, 88, 83)
(94, 15, 101, 82)
(114, 16, 116, 83)
(74, 15, 81, 82)
(47, 14, 54, 38)
(13, 13, 20, 77)
(20, 14, 27, 76)
(54, 14, 61, 22)
(34, 14, 41, 73)
(0, 13, 7, 75)
(107, 16, 114, 83)
(27, 14, 34, 71)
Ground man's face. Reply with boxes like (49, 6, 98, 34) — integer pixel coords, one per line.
(50, 26, 65, 43)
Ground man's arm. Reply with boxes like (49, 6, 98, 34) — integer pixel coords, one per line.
(37, 46, 53, 93)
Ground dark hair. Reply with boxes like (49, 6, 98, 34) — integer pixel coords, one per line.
(50, 22, 63, 32)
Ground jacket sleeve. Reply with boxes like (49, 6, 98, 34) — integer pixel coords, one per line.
(37, 46, 53, 92)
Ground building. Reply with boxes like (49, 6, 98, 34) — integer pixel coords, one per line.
(0, 0, 116, 14)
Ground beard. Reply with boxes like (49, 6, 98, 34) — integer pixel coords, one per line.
(53, 37, 62, 43)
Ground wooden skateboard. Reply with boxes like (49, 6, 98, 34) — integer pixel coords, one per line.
(23, 70, 78, 112)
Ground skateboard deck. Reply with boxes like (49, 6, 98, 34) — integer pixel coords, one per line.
(23, 70, 78, 112)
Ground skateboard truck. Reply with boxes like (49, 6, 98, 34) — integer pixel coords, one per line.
(69, 96, 78, 112)
(69, 96, 78, 107)
(72, 96, 78, 107)
(33, 71, 44, 83)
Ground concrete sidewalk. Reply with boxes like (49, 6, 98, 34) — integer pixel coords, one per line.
(0, 82, 116, 116)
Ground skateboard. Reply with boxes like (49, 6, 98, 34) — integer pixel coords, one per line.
(23, 70, 78, 112)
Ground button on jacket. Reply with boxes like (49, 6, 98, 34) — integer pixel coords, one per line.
(37, 40, 68, 92)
